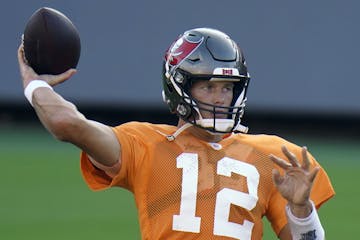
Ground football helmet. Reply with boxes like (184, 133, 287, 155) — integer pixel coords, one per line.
(162, 28, 250, 133)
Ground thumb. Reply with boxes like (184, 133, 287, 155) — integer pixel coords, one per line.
(47, 68, 77, 86)
(272, 169, 283, 186)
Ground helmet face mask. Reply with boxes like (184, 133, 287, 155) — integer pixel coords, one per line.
(162, 28, 250, 134)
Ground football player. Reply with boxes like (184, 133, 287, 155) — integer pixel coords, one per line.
(18, 27, 334, 239)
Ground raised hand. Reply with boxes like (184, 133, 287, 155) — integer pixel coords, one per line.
(17, 43, 76, 88)
(270, 145, 320, 217)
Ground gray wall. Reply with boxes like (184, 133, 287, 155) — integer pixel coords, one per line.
(2, 0, 359, 115)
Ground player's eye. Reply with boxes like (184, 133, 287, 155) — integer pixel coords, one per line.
(223, 84, 234, 92)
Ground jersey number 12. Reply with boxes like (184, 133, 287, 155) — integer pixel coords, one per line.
(172, 153, 260, 240)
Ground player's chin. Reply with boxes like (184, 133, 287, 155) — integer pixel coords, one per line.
(200, 112, 228, 119)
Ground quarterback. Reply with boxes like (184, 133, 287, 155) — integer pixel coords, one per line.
(18, 27, 334, 239)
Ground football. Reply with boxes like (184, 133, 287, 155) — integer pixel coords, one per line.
(23, 7, 81, 75)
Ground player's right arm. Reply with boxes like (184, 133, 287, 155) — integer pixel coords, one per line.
(17, 44, 121, 170)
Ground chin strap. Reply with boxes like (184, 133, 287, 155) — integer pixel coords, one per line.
(234, 123, 249, 133)
(156, 120, 248, 142)
(196, 118, 249, 134)
(156, 123, 193, 141)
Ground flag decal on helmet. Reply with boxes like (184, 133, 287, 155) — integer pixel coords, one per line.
(165, 36, 203, 66)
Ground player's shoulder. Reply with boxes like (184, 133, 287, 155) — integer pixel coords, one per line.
(233, 133, 301, 155)
(114, 121, 177, 136)
(236, 133, 288, 145)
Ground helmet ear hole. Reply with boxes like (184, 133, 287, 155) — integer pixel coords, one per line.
(176, 103, 192, 119)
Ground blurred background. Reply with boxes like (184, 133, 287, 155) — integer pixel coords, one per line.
(1, 0, 359, 239)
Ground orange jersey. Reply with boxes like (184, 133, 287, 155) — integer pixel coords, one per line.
(81, 122, 335, 240)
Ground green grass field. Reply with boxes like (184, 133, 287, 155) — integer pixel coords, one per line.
(0, 124, 359, 239)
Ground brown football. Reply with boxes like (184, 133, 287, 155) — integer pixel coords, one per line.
(23, 7, 81, 75)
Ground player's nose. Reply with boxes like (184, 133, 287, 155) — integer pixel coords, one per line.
(212, 89, 226, 106)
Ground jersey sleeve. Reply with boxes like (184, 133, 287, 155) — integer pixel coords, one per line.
(80, 152, 113, 190)
(80, 122, 148, 192)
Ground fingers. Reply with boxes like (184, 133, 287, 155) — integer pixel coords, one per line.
(270, 145, 320, 183)
(308, 166, 320, 183)
(301, 146, 310, 171)
(17, 44, 27, 69)
(17, 37, 76, 87)
(271, 145, 311, 169)
(270, 145, 315, 172)
(269, 154, 292, 169)
(269, 145, 300, 169)
(281, 145, 300, 168)
(17, 45, 26, 76)
(18, 43, 39, 87)
(17, 44, 23, 62)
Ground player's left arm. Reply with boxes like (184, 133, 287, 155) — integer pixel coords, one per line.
(270, 146, 325, 240)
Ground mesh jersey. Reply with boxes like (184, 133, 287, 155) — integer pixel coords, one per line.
(81, 122, 335, 240)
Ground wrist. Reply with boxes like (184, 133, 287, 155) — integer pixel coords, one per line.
(288, 201, 313, 218)
(286, 201, 325, 239)
(24, 80, 53, 106)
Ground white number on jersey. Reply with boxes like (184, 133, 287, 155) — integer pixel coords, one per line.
(172, 153, 260, 240)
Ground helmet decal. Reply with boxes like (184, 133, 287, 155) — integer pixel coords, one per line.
(213, 67, 240, 77)
(165, 35, 203, 66)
